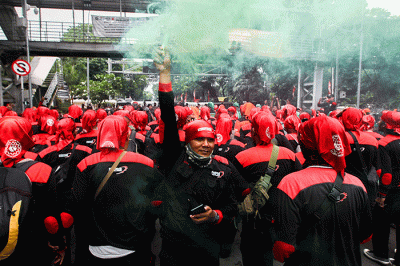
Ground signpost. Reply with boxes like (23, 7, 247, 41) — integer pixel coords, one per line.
(12, 59, 31, 112)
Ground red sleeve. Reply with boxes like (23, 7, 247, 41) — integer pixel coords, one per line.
(273, 240, 295, 263)
(159, 82, 172, 92)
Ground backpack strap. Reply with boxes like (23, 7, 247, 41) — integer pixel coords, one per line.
(313, 171, 344, 220)
(254, 145, 279, 201)
(94, 151, 127, 200)
(67, 143, 78, 164)
(348, 131, 369, 181)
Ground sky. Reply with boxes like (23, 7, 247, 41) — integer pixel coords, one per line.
(17, 0, 400, 23)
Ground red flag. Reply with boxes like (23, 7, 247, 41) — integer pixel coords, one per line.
(181, 93, 183, 101)
(208, 90, 210, 101)
(292, 85, 296, 98)
(193, 89, 196, 101)
(328, 81, 332, 95)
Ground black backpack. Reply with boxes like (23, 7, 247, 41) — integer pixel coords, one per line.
(53, 143, 77, 194)
(0, 167, 32, 260)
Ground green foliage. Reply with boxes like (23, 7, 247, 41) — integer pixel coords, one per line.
(61, 57, 148, 104)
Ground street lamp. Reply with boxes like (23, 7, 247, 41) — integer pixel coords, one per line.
(23, 0, 39, 109)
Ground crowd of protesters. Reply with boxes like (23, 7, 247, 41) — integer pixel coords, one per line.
(0, 48, 399, 266)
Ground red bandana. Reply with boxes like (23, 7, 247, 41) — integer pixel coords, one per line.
(299, 116, 351, 173)
(96, 109, 108, 122)
(215, 117, 232, 145)
(82, 110, 97, 133)
(340, 107, 363, 131)
(68, 104, 83, 119)
(0, 117, 35, 167)
(284, 115, 301, 131)
(54, 118, 76, 143)
(360, 115, 375, 131)
(97, 115, 128, 151)
(382, 111, 400, 134)
(22, 108, 37, 123)
(39, 115, 57, 135)
(252, 111, 278, 144)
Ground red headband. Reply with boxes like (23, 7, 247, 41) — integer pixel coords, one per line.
(185, 120, 215, 144)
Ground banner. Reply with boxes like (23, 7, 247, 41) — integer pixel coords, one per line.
(92, 15, 153, 38)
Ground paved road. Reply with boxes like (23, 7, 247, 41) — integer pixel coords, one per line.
(153, 220, 397, 266)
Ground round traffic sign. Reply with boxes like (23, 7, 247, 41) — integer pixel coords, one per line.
(12, 59, 31, 76)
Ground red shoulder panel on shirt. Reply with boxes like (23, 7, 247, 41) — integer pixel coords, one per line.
(25, 162, 52, 183)
(278, 168, 367, 200)
(379, 134, 400, 147)
(213, 155, 229, 165)
(38, 145, 58, 158)
(235, 145, 295, 168)
(231, 139, 245, 148)
(135, 132, 146, 142)
(77, 151, 154, 172)
(24, 151, 39, 160)
(76, 144, 92, 154)
(241, 123, 252, 130)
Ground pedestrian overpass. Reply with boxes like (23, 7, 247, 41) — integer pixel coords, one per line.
(0, 0, 331, 113)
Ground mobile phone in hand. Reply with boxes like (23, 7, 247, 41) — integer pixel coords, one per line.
(190, 204, 205, 215)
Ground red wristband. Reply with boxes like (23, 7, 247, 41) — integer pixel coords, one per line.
(159, 83, 172, 93)
(214, 210, 223, 224)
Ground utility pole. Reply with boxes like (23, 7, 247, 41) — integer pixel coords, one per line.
(357, 7, 364, 108)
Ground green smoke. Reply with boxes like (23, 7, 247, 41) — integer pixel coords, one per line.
(120, 0, 367, 73)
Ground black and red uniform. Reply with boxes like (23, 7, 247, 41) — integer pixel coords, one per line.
(12, 159, 73, 265)
(214, 138, 246, 164)
(74, 129, 99, 152)
(344, 130, 380, 207)
(270, 167, 372, 266)
(365, 130, 384, 141)
(71, 150, 164, 265)
(233, 143, 302, 266)
(0, 116, 72, 266)
(38, 141, 92, 181)
(155, 83, 248, 266)
(369, 126, 400, 262)
(339, 108, 380, 208)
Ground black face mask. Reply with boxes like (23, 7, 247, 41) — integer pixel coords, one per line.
(185, 144, 212, 168)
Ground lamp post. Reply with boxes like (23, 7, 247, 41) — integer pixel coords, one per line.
(22, 0, 38, 108)
(356, 10, 364, 109)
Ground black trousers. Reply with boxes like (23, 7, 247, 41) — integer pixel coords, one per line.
(160, 238, 220, 266)
(371, 189, 400, 260)
(240, 217, 274, 266)
(86, 248, 155, 266)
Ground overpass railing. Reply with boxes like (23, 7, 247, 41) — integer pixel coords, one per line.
(0, 20, 328, 60)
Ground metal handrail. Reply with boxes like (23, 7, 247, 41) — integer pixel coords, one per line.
(0, 20, 328, 59)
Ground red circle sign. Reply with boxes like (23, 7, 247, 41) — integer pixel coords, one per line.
(12, 59, 31, 76)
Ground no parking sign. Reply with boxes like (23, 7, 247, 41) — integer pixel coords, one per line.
(12, 59, 31, 76)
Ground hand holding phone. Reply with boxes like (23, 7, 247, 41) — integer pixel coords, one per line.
(190, 204, 206, 215)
